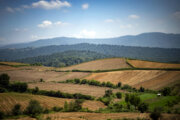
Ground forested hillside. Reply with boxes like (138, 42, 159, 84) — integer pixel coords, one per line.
(0, 43, 180, 63)
(15, 51, 112, 67)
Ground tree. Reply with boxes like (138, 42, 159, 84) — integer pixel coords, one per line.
(129, 94, 141, 109)
(12, 104, 22, 116)
(161, 87, 171, 96)
(10, 82, 28, 92)
(64, 101, 69, 111)
(32, 87, 39, 94)
(117, 82, 121, 88)
(116, 92, 122, 99)
(73, 99, 84, 111)
(0, 111, 4, 119)
(104, 89, 113, 97)
(139, 86, 145, 92)
(25, 100, 43, 117)
(150, 107, 162, 120)
(138, 102, 148, 113)
(125, 94, 129, 103)
(0, 73, 10, 88)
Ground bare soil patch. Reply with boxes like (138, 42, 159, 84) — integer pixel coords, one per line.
(28, 82, 125, 97)
(128, 60, 180, 68)
(85, 70, 180, 90)
(59, 58, 131, 71)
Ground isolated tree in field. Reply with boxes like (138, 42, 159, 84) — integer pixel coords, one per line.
(0, 73, 10, 87)
(139, 86, 145, 92)
(117, 82, 121, 87)
(150, 107, 162, 120)
(25, 100, 43, 117)
(138, 102, 148, 113)
(12, 104, 22, 116)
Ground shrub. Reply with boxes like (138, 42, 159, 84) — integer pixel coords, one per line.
(10, 82, 28, 92)
(0, 111, 4, 119)
(40, 78, 44, 82)
(138, 102, 148, 113)
(99, 97, 112, 105)
(0, 73, 10, 88)
(125, 94, 129, 103)
(106, 82, 114, 88)
(0, 87, 7, 93)
(25, 100, 43, 117)
(12, 104, 22, 116)
(52, 106, 63, 112)
(161, 87, 171, 96)
(117, 82, 121, 88)
(104, 89, 113, 97)
(32, 87, 39, 94)
(139, 86, 145, 92)
(150, 107, 162, 120)
(116, 92, 122, 99)
(122, 84, 132, 90)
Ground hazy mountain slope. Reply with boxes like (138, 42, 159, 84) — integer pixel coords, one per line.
(0, 43, 180, 63)
(1, 32, 180, 49)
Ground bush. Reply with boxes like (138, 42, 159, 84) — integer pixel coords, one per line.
(0, 87, 7, 93)
(125, 94, 129, 103)
(40, 78, 44, 82)
(161, 87, 171, 96)
(122, 84, 132, 90)
(0, 111, 4, 119)
(139, 86, 145, 92)
(52, 106, 63, 112)
(0, 73, 10, 88)
(10, 82, 28, 92)
(150, 107, 162, 120)
(25, 100, 43, 117)
(63, 99, 84, 112)
(99, 97, 112, 105)
(116, 92, 122, 99)
(129, 94, 141, 109)
(32, 87, 39, 94)
(138, 102, 148, 113)
(12, 104, 22, 116)
(104, 89, 113, 97)
(117, 82, 121, 88)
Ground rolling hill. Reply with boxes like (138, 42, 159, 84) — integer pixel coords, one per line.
(0, 44, 180, 63)
(1, 32, 180, 49)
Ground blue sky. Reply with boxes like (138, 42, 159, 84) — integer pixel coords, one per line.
(0, 0, 180, 44)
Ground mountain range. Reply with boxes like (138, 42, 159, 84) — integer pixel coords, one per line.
(1, 32, 180, 49)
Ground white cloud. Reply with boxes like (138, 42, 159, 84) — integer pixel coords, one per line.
(38, 20, 52, 28)
(104, 19, 114, 23)
(32, 0, 71, 10)
(6, 7, 14, 13)
(82, 3, 89, 10)
(174, 11, 180, 19)
(73, 29, 96, 38)
(128, 14, 140, 19)
(54, 21, 69, 26)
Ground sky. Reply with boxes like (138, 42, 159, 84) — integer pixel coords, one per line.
(0, 0, 180, 45)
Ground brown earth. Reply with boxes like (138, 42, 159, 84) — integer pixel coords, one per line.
(85, 70, 180, 90)
(0, 70, 89, 83)
(0, 93, 105, 113)
(41, 112, 180, 120)
(59, 58, 131, 71)
(28, 82, 125, 98)
(128, 59, 180, 68)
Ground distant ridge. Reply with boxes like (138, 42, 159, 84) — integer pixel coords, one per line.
(1, 32, 180, 49)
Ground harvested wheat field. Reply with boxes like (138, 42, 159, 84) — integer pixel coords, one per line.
(59, 58, 131, 71)
(28, 82, 125, 97)
(85, 70, 180, 90)
(0, 62, 29, 66)
(0, 70, 89, 82)
(128, 59, 180, 68)
(0, 93, 105, 113)
(41, 112, 180, 120)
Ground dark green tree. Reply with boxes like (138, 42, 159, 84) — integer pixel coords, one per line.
(150, 107, 162, 120)
(25, 100, 43, 117)
(138, 102, 148, 113)
(0, 73, 10, 88)
(12, 104, 22, 116)
(161, 87, 171, 96)
(139, 86, 145, 92)
(104, 89, 113, 97)
(117, 82, 121, 87)
(116, 92, 122, 99)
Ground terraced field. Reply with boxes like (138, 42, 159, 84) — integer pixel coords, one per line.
(128, 59, 180, 68)
(0, 70, 89, 82)
(85, 70, 180, 90)
(0, 93, 105, 113)
(59, 58, 131, 71)
(28, 82, 125, 97)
